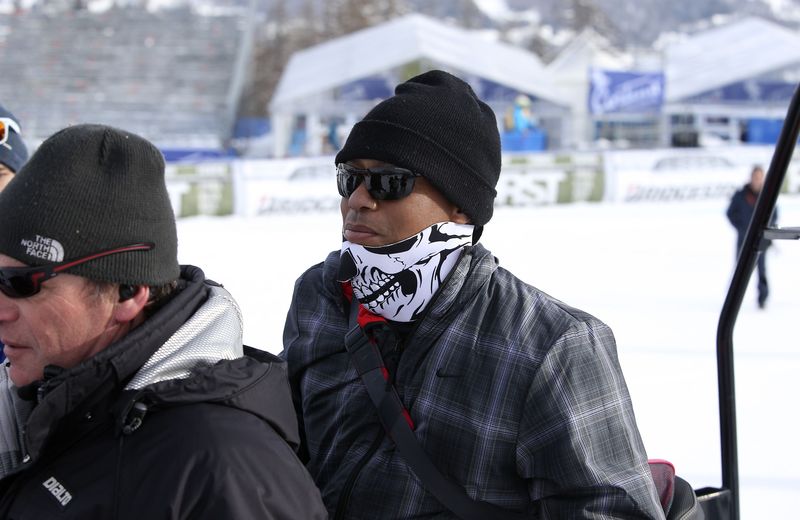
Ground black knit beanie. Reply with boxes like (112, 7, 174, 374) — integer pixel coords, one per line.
(0, 105, 28, 173)
(0, 124, 179, 285)
(335, 70, 501, 227)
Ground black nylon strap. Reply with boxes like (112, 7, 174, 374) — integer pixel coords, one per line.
(344, 328, 408, 434)
(344, 305, 527, 520)
(345, 327, 384, 376)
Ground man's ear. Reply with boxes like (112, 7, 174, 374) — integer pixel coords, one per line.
(452, 207, 471, 225)
(113, 285, 149, 323)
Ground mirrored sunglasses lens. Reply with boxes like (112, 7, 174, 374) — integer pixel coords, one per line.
(337, 171, 363, 197)
(336, 165, 416, 201)
(346, 173, 362, 196)
(367, 173, 415, 200)
(0, 122, 6, 143)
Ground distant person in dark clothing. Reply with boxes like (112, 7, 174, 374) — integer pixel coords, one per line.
(726, 165, 777, 308)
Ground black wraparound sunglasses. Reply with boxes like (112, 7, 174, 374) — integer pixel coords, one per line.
(0, 242, 153, 299)
(336, 163, 421, 201)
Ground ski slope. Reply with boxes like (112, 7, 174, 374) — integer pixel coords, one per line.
(177, 196, 800, 518)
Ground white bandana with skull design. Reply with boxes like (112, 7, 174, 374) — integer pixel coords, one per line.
(338, 221, 474, 322)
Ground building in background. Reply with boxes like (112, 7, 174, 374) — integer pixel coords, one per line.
(662, 17, 800, 148)
(269, 14, 800, 156)
(0, 6, 254, 154)
(2, 8, 799, 157)
(268, 14, 570, 157)
(545, 28, 665, 150)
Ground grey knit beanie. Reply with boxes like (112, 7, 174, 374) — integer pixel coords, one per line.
(335, 70, 502, 226)
(0, 124, 179, 285)
(0, 105, 28, 173)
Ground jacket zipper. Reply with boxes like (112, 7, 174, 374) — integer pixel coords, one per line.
(335, 298, 401, 520)
(113, 434, 125, 518)
(333, 430, 384, 520)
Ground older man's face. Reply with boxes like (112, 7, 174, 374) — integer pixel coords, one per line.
(0, 253, 122, 387)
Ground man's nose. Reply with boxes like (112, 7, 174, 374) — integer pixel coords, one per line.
(347, 180, 378, 211)
(0, 292, 20, 322)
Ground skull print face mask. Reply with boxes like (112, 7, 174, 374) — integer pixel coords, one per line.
(338, 222, 474, 322)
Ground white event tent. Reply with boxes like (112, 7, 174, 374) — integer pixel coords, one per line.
(269, 13, 570, 157)
(662, 16, 800, 145)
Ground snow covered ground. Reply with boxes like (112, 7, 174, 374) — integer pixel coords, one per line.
(177, 195, 800, 518)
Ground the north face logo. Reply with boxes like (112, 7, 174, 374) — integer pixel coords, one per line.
(20, 235, 64, 262)
(42, 476, 72, 506)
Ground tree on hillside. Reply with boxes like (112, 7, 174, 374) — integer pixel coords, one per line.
(239, 0, 407, 119)
(567, 0, 620, 44)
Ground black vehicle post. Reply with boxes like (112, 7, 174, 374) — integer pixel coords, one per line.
(714, 82, 800, 520)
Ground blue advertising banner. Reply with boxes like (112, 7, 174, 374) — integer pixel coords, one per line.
(589, 68, 665, 115)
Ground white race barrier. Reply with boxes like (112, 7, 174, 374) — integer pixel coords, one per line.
(232, 157, 339, 216)
(230, 153, 605, 217)
(167, 145, 800, 218)
(601, 146, 796, 203)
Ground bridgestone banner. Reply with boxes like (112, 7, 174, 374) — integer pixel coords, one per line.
(166, 145, 800, 218)
(601, 147, 796, 203)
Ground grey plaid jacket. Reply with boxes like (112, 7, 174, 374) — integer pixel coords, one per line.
(282, 244, 664, 519)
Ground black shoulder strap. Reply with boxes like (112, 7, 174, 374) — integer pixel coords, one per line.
(344, 305, 527, 520)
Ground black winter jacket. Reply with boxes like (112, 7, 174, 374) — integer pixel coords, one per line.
(0, 265, 326, 519)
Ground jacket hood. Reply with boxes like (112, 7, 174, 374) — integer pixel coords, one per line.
(124, 347, 300, 449)
(126, 280, 244, 390)
(117, 278, 300, 449)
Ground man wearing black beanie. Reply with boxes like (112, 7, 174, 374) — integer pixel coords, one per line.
(282, 70, 663, 519)
(0, 124, 326, 519)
